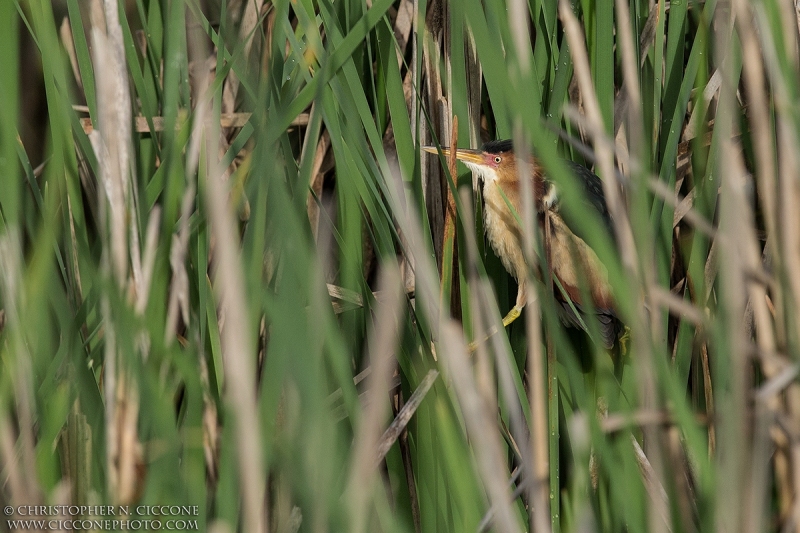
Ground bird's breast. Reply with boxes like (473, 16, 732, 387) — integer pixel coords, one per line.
(482, 182, 527, 282)
(544, 212, 614, 310)
(481, 182, 614, 310)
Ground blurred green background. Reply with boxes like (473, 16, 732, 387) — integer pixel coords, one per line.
(0, 0, 796, 531)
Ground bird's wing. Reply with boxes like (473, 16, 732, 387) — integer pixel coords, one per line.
(551, 161, 621, 348)
(560, 160, 616, 243)
(556, 298, 621, 350)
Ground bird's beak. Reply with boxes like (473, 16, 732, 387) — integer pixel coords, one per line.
(421, 146, 485, 166)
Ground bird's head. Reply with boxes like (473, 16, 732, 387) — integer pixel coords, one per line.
(421, 140, 517, 186)
(422, 140, 556, 211)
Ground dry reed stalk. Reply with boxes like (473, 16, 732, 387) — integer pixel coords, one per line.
(0, 235, 42, 508)
(560, 5, 669, 533)
(506, 1, 551, 523)
(375, 369, 439, 464)
(713, 5, 762, 524)
(734, 0, 777, 353)
(382, 102, 524, 531)
(60, 17, 83, 91)
(89, 0, 149, 504)
(761, 6, 800, 517)
(731, 3, 789, 529)
(789, 443, 800, 532)
(302, 105, 330, 240)
(420, 0, 447, 267)
(89, 0, 132, 289)
(222, 0, 265, 117)
(777, 117, 800, 533)
(346, 264, 404, 533)
(137, 208, 161, 317)
(455, 185, 528, 533)
(440, 322, 524, 533)
(439, 116, 459, 317)
(187, 12, 267, 533)
(558, 1, 640, 295)
(165, 187, 195, 342)
(374, 17, 530, 524)
(202, 119, 267, 533)
(393, 0, 414, 66)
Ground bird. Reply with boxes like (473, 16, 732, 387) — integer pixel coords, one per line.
(422, 140, 622, 349)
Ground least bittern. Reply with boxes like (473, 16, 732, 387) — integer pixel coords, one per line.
(423, 140, 621, 349)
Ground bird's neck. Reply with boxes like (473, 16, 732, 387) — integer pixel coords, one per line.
(492, 163, 552, 214)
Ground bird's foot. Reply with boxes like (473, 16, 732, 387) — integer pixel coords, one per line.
(466, 306, 523, 353)
(618, 326, 632, 357)
(467, 325, 498, 353)
(501, 305, 522, 327)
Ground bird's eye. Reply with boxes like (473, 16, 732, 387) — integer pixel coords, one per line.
(494, 156, 502, 164)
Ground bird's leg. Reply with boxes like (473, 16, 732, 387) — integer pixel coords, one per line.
(617, 325, 632, 357)
(467, 283, 527, 352)
(501, 307, 521, 327)
(501, 281, 527, 327)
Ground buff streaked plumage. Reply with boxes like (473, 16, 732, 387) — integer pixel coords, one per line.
(422, 140, 621, 348)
